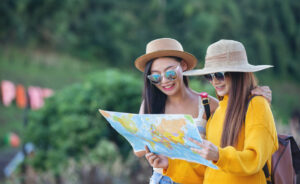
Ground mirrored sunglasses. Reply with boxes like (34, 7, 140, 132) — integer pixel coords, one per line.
(204, 72, 226, 82)
(147, 65, 179, 84)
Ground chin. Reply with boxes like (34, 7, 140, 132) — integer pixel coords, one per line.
(216, 91, 227, 97)
(160, 87, 178, 96)
(161, 89, 177, 96)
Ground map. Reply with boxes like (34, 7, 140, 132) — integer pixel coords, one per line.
(99, 109, 218, 169)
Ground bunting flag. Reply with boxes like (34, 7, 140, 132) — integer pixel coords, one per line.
(1, 80, 16, 107)
(1, 80, 54, 110)
(28, 86, 44, 110)
(42, 88, 54, 98)
(16, 84, 27, 109)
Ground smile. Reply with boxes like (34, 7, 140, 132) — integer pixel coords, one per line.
(162, 83, 176, 91)
(214, 85, 225, 91)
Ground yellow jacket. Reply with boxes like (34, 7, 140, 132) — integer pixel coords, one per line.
(164, 95, 278, 184)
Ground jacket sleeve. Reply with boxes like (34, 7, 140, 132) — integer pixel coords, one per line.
(214, 96, 278, 176)
(163, 159, 206, 184)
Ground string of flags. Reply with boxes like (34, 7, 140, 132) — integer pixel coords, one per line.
(1, 80, 54, 110)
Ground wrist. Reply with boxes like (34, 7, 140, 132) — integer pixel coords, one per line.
(213, 146, 219, 162)
(163, 162, 169, 170)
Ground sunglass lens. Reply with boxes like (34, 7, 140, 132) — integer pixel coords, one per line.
(204, 74, 213, 81)
(165, 70, 177, 80)
(214, 72, 225, 81)
(148, 74, 161, 84)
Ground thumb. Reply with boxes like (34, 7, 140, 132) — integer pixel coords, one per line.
(145, 145, 150, 153)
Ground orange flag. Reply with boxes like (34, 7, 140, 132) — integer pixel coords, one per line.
(16, 84, 27, 109)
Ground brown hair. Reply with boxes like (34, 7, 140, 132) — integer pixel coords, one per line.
(220, 72, 257, 147)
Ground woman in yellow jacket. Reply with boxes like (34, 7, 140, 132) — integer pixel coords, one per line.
(145, 39, 278, 184)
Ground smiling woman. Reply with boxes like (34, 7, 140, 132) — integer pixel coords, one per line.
(133, 38, 219, 184)
(163, 39, 278, 184)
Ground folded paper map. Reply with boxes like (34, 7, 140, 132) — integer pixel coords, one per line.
(99, 109, 218, 169)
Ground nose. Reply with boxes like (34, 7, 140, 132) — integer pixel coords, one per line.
(211, 76, 220, 85)
(161, 75, 169, 84)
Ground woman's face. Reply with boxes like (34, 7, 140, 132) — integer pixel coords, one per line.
(150, 57, 186, 96)
(210, 73, 231, 97)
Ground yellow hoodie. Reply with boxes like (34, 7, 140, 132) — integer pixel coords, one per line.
(164, 95, 278, 184)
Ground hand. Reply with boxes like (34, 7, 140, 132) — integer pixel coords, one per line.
(189, 138, 219, 162)
(145, 146, 169, 169)
(251, 86, 272, 104)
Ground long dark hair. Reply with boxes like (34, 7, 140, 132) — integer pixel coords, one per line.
(142, 57, 189, 114)
(220, 72, 257, 147)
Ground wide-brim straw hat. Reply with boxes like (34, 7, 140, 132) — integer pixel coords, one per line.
(135, 38, 197, 72)
(183, 39, 273, 76)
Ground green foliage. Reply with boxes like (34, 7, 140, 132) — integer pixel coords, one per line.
(0, 0, 299, 81)
(189, 78, 215, 96)
(25, 69, 142, 173)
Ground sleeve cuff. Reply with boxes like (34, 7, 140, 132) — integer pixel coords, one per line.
(213, 146, 232, 168)
(163, 158, 176, 175)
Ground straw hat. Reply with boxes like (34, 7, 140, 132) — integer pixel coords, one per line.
(134, 38, 197, 72)
(183, 39, 273, 76)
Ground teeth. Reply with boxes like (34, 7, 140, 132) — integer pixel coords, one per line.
(163, 84, 174, 89)
(215, 86, 224, 90)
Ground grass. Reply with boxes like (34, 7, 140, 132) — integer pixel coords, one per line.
(0, 47, 107, 89)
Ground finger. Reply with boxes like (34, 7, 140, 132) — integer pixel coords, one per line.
(148, 154, 158, 164)
(189, 138, 205, 148)
(251, 88, 262, 95)
(145, 145, 150, 153)
(260, 86, 270, 91)
(145, 152, 154, 160)
(201, 140, 214, 151)
(153, 157, 160, 167)
(191, 148, 205, 157)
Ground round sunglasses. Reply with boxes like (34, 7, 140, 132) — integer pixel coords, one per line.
(147, 65, 180, 84)
(204, 72, 226, 82)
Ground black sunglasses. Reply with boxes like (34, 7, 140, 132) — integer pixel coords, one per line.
(204, 72, 226, 82)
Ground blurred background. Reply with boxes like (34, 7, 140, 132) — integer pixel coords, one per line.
(0, 0, 299, 183)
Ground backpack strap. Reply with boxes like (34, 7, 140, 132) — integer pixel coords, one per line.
(263, 164, 272, 184)
(199, 92, 210, 120)
(288, 136, 300, 174)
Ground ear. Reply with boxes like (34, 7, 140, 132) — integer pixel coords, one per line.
(180, 60, 188, 71)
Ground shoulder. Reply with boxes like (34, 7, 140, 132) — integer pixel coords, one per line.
(246, 96, 274, 126)
(208, 95, 219, 113)
(245, 96, 276, 139)
(248, 95, 269, 109)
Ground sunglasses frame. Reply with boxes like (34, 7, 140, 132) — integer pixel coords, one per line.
(204, 72, 226, 82)
(147, 65, 180, 85)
